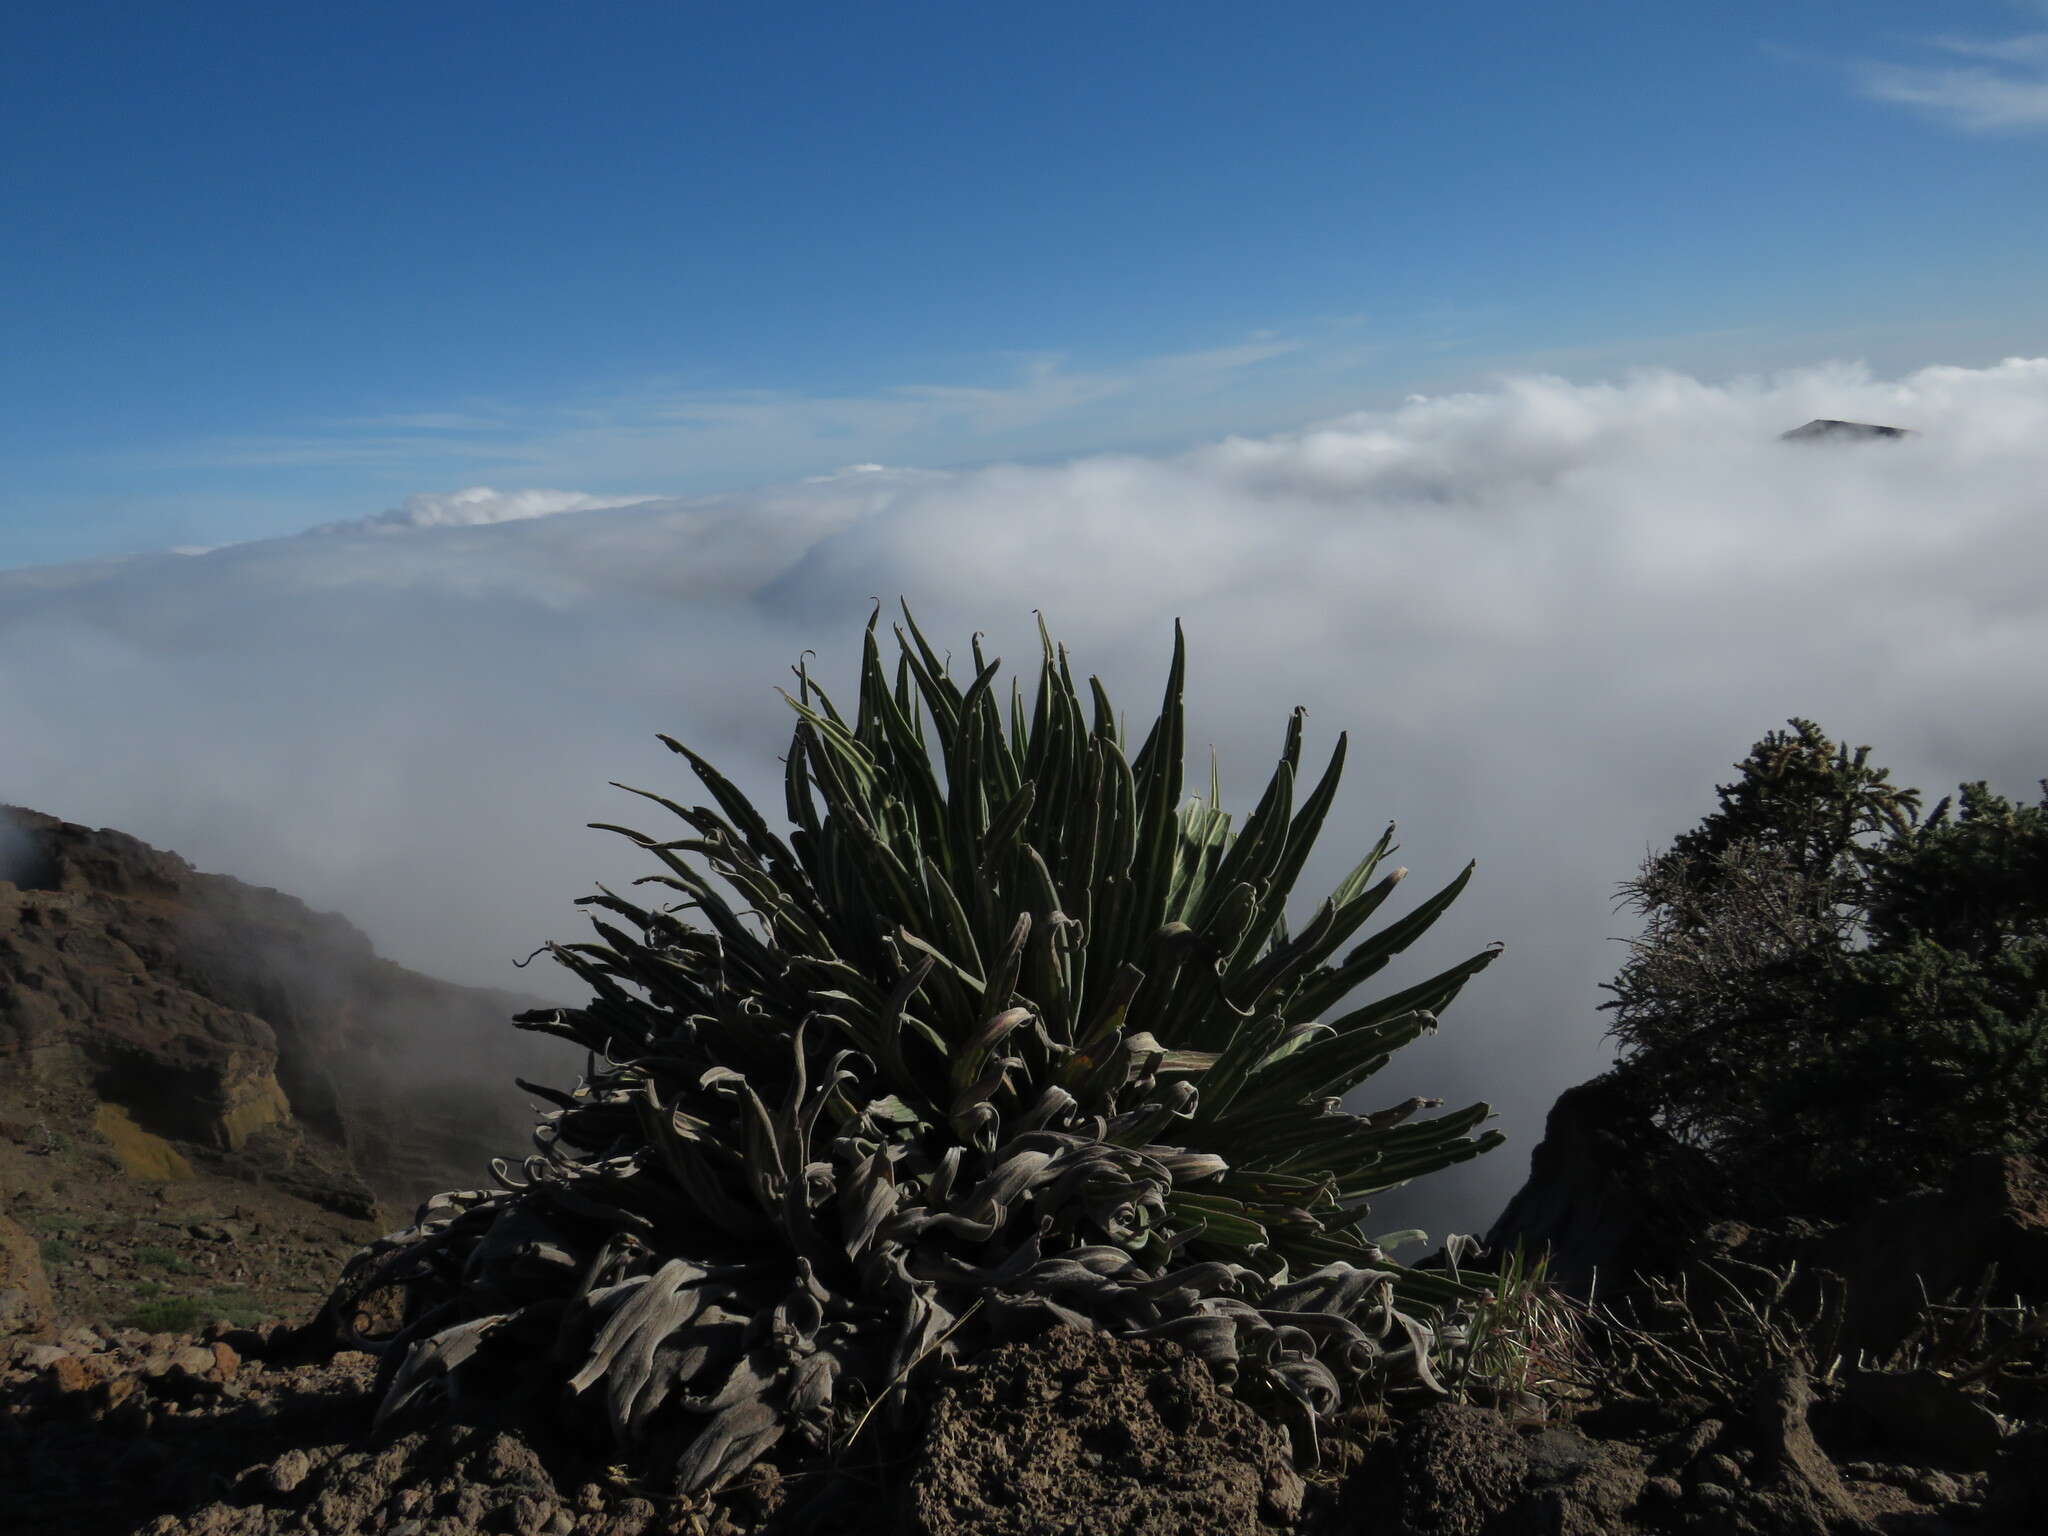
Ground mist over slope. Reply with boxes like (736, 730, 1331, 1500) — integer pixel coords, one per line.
(5, 357, 2046, 1236)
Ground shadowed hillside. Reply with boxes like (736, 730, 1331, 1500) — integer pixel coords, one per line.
(0, 806, 563, 1251)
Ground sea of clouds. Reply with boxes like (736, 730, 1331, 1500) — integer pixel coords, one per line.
(5, 356, 2046, 1236)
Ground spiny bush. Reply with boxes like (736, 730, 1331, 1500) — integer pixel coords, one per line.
(1607, 719, 2048, 1209)
(335, 610, 1506, 1491)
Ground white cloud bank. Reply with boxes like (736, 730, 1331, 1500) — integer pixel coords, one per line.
(5, 357, 2047, 1235)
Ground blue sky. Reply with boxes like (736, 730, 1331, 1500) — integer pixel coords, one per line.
(6, 0, 2046, 567)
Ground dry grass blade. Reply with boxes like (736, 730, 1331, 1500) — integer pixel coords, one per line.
(1567, 1259, 1848, 1405)
(839, 1297, 985, 1453)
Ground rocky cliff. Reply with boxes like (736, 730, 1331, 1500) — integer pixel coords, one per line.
(1486, 1071, 2048, 1348)
(1483, 1073, 1727, 1298)
(0, 807, 561, 1222)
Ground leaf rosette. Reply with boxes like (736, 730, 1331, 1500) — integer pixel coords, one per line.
(335, 608, 1505, 1490)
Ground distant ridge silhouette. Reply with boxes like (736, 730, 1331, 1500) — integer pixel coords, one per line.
(1781, 417, 1914, 443)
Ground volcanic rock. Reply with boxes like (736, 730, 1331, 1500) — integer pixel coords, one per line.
(1338, 1400, 1651, 1535)
(1758, 1152, 2048, 1355)
(907, 1326, 1303, 1536)
(1483, 1073, 1724, 1298)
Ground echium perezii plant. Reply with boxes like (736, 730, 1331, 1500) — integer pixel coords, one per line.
(333, 609, 1505, 1492)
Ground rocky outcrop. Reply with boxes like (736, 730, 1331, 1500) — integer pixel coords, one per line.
(1720, 1152, 2048, 1356)
(1339, 1400, 1652, 1536)
(1483, 1074, 1724, 1297)
(1489, 1071, 2048, 1352)
(2, 878, 294, 1158)
(0, 807, 560, 1219)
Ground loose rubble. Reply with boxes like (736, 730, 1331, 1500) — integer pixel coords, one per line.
(9, 1305, 2048, 1535)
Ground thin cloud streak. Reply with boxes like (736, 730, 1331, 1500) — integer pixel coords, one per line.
(1855, 31, 2048, 131)
(170, 334, 1310, 485)
(6, 357, 2047, 1237)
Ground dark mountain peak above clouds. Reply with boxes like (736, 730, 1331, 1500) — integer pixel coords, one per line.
(1780, 417, 1915, 442)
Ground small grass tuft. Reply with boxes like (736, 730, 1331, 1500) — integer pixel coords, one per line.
(116, 1289, 268, 1333)
(202, 1290, 269, 1328)
(119, 1296, 204, 1333)
(133, 1244, 194, 1274)
(1439, 1242, 1590, 1413)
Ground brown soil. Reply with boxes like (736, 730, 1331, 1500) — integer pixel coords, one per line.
(11, 1304, 2048, 1536)
(906, 1328, 1305, 1536)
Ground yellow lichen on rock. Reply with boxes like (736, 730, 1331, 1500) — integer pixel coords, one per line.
(93, 1102, 196, 1180)
(214, 1071, 291, 1150)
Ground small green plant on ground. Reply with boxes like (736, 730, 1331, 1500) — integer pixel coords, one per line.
(33, 1213, 86, 1234)
(336, 609, 1510, 1492)
(1438, 1241, 1589, 1413)
(116, 1289, 267, 1333)
(201, 1289, 268, 1328)
(133, 1244, 194, 1274)
(38, 1237, 75, 1266)
(119, 1296, 205, 1333)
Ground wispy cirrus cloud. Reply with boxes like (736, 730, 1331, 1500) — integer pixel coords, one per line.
(164, 332, 1314, 492)
(323, 411, 519, 433)
(1854, 28, 2048, 132)
(176, 434, 527, 471)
